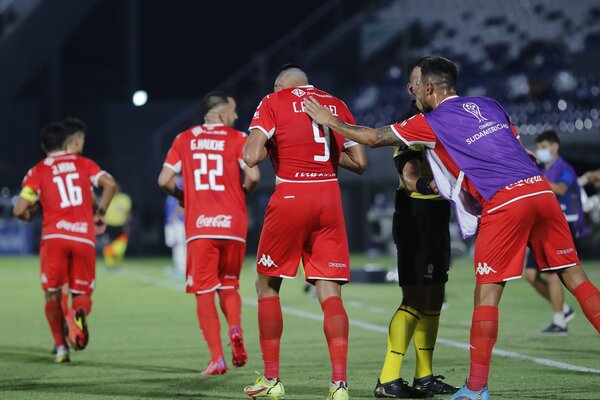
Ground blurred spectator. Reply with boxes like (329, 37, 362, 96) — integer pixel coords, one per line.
(525, 130, 587, 335)
(164, 178, 185, 279)
(102, 185, 132, 267)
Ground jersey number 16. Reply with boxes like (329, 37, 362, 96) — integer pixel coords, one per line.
(53, 173, 83, 208)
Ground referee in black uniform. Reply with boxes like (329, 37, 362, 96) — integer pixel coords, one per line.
(375, 57, 458, 398)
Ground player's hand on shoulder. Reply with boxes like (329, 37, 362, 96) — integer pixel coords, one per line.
(303, 96, 335, 127)
(429, 179, 439, 194)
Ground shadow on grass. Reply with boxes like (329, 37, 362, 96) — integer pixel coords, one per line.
(0, 345, 197, 374)
(0, 345, 244, 399)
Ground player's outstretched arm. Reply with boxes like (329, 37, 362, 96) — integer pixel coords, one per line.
(158, 167, 184, 203)
(243, 164, 260, 193)
(243, 129, 268, 167)
(303, 96, 401, 148)
(339, 144, 367, 175)
(97, 174, 117, 216)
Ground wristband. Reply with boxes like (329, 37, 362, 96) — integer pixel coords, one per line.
(416, 177, 434, 195)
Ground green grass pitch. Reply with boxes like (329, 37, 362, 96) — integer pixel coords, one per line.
(1, 255, 599, 399)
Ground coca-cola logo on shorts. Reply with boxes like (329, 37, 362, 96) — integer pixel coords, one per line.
(56, 220, 88, 233)
(196, 214, 232, 229)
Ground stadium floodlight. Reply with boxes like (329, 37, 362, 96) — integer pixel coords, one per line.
(132, 90, 148, 106)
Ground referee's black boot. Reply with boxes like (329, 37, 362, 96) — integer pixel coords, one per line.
(374, 378, 432, 398)
(412, 375, 459, 396)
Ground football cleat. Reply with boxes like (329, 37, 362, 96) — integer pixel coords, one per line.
(200, 357, 227, 375)
(374, 378, 431, 398)
(564, 306, 576, 323)
(541, 323, 568, 336)
(327, 381, 349, 400)
(413, 375, 459, 395)
(230, 326, 248, 367)
(54, 345, 70, 363)
(446, 384, 489, 400)
(244, 372, 285, 399)
(66, 309, 89, 350)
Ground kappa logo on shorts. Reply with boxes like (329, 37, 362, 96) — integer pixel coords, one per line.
(258, 254, 278, 268)
(40, 273, 48, 284)
(186, 275, 194, 287)
(556, 248, 575, 255)
(328, 262, 347, 268)
(476, 262, 497, 275)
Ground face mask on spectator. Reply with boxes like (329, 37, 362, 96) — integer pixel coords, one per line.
(535, 149, 553, 163)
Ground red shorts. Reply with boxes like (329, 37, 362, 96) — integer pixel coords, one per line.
(474, 176, 580, 283)
(40, 238, 96, 295)
(185, 238, 245, 294)
(256, 181, 350, 284)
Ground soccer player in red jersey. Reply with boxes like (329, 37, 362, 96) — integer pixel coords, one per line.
(242, 65, 367, 400)
(303, 56, 600, 399)
(13, 123, 117, 363)
(58, 119, 95, 325)
(158, 93, 260, 376)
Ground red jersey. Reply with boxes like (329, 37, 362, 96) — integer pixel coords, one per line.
(21, 151, 107, 246)
(163, 123, 248, 243)
(250, 85, 358, 182)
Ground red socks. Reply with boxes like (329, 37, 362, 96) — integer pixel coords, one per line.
(61, 292, 69, 316)
(258, 296, 283, 379)
(321, 296, 349, 382)
(218, 289, 242, 331)
(196, 293, 223, 361)
(467, 305, 498, 391)
(45, 300, 66, 347)
(72, 294, 92, 316)
(573, 280, 600, 333)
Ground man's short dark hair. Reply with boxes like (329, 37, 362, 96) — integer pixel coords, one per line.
(200, 92, 230, 118)
(274, 63, 303, 81)
(40, 123, 67, 153)
(63, 117, 87, 137)
(419, 56, 458, 90)
(407, 56, 431, 76)
(535, 129, 560, 145)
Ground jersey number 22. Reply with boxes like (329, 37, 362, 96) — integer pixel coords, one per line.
(193, 153, 224, 191)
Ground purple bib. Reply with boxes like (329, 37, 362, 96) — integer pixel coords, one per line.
(424, 96, 540, 201)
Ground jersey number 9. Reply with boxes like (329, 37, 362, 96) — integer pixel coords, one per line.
(312, 122, 330, 162)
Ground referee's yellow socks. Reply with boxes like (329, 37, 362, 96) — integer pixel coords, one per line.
(413, 310, 441, 379)
(379, 305, 420, 383)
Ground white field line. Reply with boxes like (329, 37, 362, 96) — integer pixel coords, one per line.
(114, 268, 600, 375)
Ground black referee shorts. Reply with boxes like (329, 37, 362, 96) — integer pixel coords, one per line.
(392, 189, 451, 286)
(105, 225, 125, 242)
